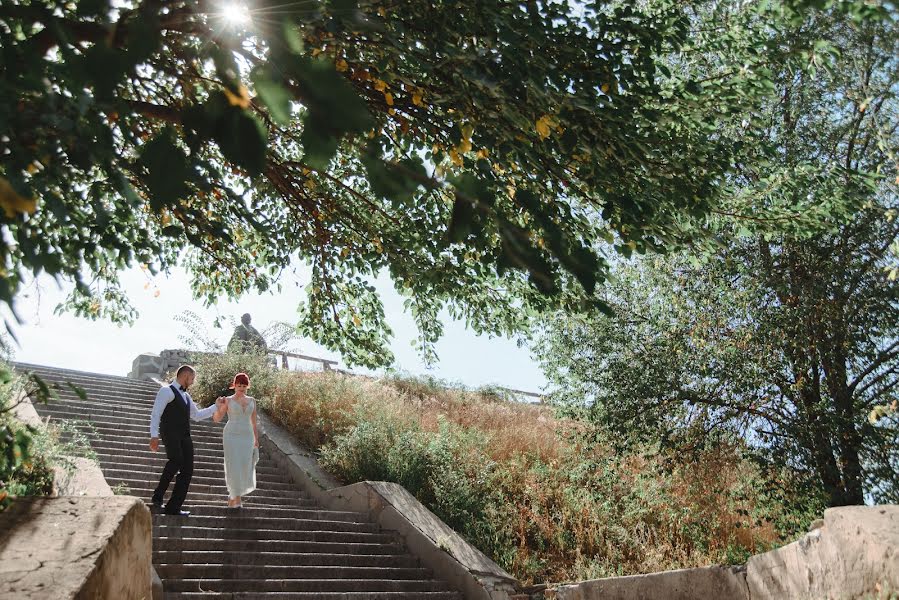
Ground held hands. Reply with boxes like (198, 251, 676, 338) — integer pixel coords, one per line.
(149, 437, 159, 452)
(213, 397, 227, 421)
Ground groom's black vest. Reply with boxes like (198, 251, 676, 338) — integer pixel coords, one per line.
(160, 385, 190, 439)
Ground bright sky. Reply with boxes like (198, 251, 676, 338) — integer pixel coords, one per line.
(7, 264, 547, 394)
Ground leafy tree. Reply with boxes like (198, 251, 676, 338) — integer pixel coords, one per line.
(0, 0, 864, 366)
(539, 4, 899, 506)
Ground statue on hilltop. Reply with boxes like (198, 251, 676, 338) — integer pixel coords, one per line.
(228, 313, 268, 354)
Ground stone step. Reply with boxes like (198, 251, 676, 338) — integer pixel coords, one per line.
(162, 578, 454, 594)
(16, 372, 162, 401)
(118, 470, 298, 500)
(145, 503, 337, 519)
(154, 550, 421, 568)
(151, 514, 376, 532)
(62, 430, 229, 452)
(91, 446, 280, 469)
(144, 497, 318, 511)
(113, 465, 290, 487)
(153, 525, 397, 545)
(52, 420, 226, 445)
(94, 456, 285, 482)
(35, 400, 153, 420)
(39, 384, 229, 407)
(112, 470, 290, 490)
(48, 385, 159, 410)
(47, 411, 224, 444)
(53, 416, 224, 439)
(37, 393, 155, 409)
(14, 362, 162, 391)
(37, 406, 206, 430)
(39, 395, 220, 418)
(64, 423, 229, 448)
(165, 593, 461, 600)
(147, 504, 366, 522)
(111, 479, 304, 501)
(128, 486, 308, 507)
(156, 564, 431, 581)
(39, 389, 164, 410)
(102, 468, 297, 491)
(154, 537, 406, 556)
(96, 453, 286, 478)
(46, 412, 243, 439)
(85, 428, 238, 451)
(117, 475, 298, 495)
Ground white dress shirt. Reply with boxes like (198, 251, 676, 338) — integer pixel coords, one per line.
(149, 380, 218, 438)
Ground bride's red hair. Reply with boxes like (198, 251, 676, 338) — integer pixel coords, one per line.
(229, 372, 250, 389)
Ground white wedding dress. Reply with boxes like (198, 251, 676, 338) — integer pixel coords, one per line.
(223, 395, 257, 498)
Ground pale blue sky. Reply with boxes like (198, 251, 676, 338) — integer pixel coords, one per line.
(7, 264, 547, 394)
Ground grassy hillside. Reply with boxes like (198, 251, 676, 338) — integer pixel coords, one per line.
(191, 353, 818, 585)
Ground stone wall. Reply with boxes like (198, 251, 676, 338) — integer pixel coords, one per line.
(0, 496, 153, 600)
(550, 504, 899, 600)
(8, 392, 162, 600)
(549, 566, 748, 600)
(128, 349, 193, 381)
(746, 504, 898, 600)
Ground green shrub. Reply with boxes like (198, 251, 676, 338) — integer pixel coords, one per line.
(0, 362, 96, 510)
(188, 350, 278, 406)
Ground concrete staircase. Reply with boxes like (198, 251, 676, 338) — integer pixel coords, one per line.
(17, 362, 462, 600)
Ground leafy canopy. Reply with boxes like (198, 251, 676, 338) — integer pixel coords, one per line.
(539, 0, 899, 506)
(0, 0, 879, 365)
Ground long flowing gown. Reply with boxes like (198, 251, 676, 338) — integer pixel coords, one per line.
(223, 395, 257, 498)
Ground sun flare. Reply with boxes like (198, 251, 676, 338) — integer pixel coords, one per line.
(222, 3, 251, 26)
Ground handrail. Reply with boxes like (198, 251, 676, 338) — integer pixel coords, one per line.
(267, 351, 542, 401)
(495, 387, 543, 401)
(268, 350, 339, 370)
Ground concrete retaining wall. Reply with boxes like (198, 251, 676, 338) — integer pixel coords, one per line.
(746, 504, 898, 600)
(551, 505, 899, 600)
(551, 566, 748, 600)
(8, 392, 162, 600)
(257, 410, 519, 600)
(0, 496, 153, 600)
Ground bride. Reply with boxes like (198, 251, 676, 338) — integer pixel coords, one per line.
(213, 373, 258, 508)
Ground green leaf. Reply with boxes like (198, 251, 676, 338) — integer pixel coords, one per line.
(448, 173, 493, 243)
(252, 69, 292, 125)
(139, 129, 192, 207)
(300, 118, 339, 170)
(66, 382, 88, 401)
(214, 108, 268, 176)
(362, 142, 427, 205)
(290, 57, 373, 133)
(125, 12, 162, 65)
(282, 20, 306, 54)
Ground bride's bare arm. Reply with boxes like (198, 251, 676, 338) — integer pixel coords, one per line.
(251, 402, 258, 446)
(213, 397, 227, 423)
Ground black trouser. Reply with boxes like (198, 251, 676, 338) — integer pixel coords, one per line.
(152, 434, 194, 512)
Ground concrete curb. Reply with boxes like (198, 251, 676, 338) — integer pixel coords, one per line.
(257, 410, 520, 600)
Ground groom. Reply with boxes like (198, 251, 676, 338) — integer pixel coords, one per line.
(148, 365, 223, 516)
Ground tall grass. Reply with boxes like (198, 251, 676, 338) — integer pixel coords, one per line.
(205, 356, 818, 584)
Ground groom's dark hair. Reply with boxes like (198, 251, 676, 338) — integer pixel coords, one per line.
(176, 365, 196, 377)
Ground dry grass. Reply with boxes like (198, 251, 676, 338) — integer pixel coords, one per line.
(384, 377, 571, 463)
(226, 367, 807, 585)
